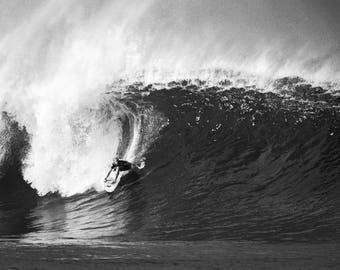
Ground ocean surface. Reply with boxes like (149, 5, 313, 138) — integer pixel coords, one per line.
(0, 74, 339, 245)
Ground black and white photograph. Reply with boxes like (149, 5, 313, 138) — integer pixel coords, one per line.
(0, 0, 339, 269)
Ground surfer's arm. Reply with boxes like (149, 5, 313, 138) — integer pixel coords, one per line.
(113, 167, 120, 183)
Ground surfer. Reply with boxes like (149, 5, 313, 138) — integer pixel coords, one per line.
(111, 157, 145, 171)
(111, 158, 132, 173)
(104, 157, 133, 183)
(104, 157, 145, 187)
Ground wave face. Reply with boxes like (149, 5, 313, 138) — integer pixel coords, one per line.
(1, 77, 339, 242)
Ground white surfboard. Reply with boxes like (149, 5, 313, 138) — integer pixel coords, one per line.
(104, 168, 127, 193)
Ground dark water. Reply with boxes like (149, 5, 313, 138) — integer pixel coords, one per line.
(0, 76, 339, 244)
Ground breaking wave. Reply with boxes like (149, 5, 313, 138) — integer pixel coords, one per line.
(1, 76, 339, 242)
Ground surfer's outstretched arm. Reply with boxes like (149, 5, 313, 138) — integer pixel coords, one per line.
(113, 168, 120, 183)
(105, 167, 114, 181)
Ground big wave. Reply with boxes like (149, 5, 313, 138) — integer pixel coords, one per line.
(1, 75, 340, 242)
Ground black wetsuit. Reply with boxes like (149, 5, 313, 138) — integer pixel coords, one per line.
(113, 160, 132, 171)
